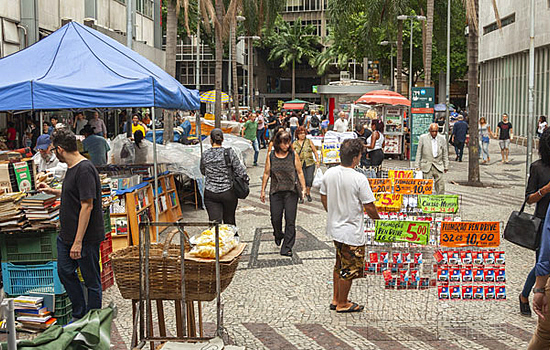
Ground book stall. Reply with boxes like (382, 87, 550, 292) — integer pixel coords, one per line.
(361, 168, 506, 339)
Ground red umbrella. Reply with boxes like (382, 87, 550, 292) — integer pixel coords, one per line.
(356, 90, 411, 107)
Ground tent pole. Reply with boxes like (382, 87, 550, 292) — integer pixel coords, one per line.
(39, 111, 43, 136)
(152, 108, 159, 237)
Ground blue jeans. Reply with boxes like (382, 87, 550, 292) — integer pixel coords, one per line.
(290, 126, 297, 142)
(522, 247, 541, 299)
(252, 138, 259, 165)
(257, 128, 266, 148)
(57, 237, 102, 319)
(480, 141, 490, 161)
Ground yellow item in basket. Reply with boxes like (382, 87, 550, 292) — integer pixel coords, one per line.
(189, 225, 239, 258)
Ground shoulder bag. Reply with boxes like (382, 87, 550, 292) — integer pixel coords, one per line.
(224, 148, 250, 199)
(503, 199, 541, 250)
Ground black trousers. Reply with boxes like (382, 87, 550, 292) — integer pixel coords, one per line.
(367, 149, 384, 166)
(454, 140, 465, 161)
(269, 191, 298, 254)
(204, 189, 238, 225)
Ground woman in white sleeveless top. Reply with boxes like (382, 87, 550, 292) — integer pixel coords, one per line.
(366, 119, 385, 166)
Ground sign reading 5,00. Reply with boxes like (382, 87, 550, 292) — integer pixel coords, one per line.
(375, 220, 430, 245)
(374, 193, 403, 211)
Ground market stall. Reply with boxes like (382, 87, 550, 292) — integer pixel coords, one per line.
(353, 90, 411, 159)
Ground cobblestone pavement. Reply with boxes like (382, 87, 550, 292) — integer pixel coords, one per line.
(6, 141, 535, 349)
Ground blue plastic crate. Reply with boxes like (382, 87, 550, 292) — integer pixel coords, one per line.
(1, 262, 65, 295)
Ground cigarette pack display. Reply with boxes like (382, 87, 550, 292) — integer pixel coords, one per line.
(451, 285, 461, 300)
(369, 252, 378, 263)
(495, 251, 506, 265)
(484, 267, 495, 282)
(438, 285, 450, 300)
(410, 269, 419, 283)
(496, 286, 506, 300)
(402, 252, 412, 263)
(393, 252, 403, 264)
(473, 286, 484, 300)
(433, 250, 444, 263)
(382, 269, 392, 281)
(496, 268, 506, 282)
(419, 277, 431, 289)
(484, 286, 495, 300)
(462, 285, 473, 300)
(449, 251, 460, 264)
(385, 278, 397, 289)
(450, 266, 461, 282)
(473, 252, 484, 264)
(380, 252, 389, 263)
(399, 269, 409, 282)
(461, 251, 472, 264)
(437, 266, 449, 282)
(365, 263, 376, 274)
(461, 267, 473, 282)
(474, 266, 484, 282)
(483, 251, 495, 265)
(415, 253, 423, 264)
(379, 263, 389, 273)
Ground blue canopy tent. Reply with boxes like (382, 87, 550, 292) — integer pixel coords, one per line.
(0, 21, 201, 257)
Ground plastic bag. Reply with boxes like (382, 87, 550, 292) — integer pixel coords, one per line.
(312, 168, 324, 189)
(189, 225, 239, 258)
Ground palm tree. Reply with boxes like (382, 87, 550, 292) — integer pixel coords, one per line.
(424, 0, 434, 86)
(163, 0, 181, 143)
(267, 19, 319, 100)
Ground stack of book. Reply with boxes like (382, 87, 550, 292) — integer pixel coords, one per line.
(13, 296, 57, 331)
(100, 174, 113, 208)
(0, 192, 28, 231)
(21, 193, 59, 229)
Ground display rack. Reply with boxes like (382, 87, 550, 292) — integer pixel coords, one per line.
(110, 184, 157, 251)
(147, 174, 183, 226)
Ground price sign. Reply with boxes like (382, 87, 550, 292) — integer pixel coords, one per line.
(393, 179, 433, 195)
(375, 220, 430, 245)
(440, 222, 500, 248)
(322, 142, 340, 164)
(388, 170, 413, 180)
(368, 179, 393, 193)
(418, 195, 459, 213)
(374, 193, 403, 211)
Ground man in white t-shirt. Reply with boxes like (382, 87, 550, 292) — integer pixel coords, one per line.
(320, 138, 380, 313)
(334, 111, 349, 133)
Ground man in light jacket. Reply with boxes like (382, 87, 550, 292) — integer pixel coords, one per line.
(415, 123, 449, 194)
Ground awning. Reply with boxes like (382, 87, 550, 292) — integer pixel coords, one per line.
(283, 99, 309, 110)
(356, 90, 411, 107)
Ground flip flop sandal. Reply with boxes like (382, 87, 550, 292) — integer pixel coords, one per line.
(336, 302, 364, 313)
(330, 300, 351, 310)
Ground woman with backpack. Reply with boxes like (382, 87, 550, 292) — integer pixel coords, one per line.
(200, 128, 248, 225)
(308, 111, 321, 136)
(260, 130, 306, 256)
(293, 126, 320, 203)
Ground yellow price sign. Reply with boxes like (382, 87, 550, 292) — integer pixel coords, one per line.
(374, 193, 403, 211)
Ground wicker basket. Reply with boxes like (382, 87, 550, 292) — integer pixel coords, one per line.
(111, 241, 242, 302)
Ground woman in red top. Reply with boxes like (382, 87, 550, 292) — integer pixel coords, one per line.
(6, 122, 16, 149)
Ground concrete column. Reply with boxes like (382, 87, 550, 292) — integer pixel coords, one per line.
(20, 0, 39, 45)
(153, 0, 162, 49)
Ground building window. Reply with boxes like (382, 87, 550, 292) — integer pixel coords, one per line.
(287, 19, 322, 36)
(284, 0, 324, 12)
(136, 0, 154, 18)
(483, 13, 515, 35)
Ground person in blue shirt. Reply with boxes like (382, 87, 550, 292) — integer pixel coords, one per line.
(451, 115, 468, 162)
(81, 124, 110, 166)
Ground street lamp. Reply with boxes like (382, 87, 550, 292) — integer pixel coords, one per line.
(229, 15, 246, 108)
(380, 40, 397, 91)
(397, 15, 426, 101)
(238, 35, 261, 108)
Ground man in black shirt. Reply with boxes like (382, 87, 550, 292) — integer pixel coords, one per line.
(38, 129, 104, 320)
(497, 113, 513, 163)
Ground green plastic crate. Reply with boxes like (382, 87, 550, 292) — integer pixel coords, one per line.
(103, 210, 111, 234)
(54, 293, 72, 312)
(54, 308, 72, 326)
(0, 230, 58, 263)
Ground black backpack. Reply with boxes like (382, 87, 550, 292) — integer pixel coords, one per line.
(310, 115, 320, 127)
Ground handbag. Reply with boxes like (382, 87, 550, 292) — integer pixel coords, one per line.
(224, 148, 250, 199)
(503, 199, 542, 250)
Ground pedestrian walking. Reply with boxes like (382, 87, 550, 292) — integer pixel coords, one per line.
(73, 112, 88, 135)
(414, 123, 449, 194)
(496, 113, 513, 163)
(260, 130, 306, 257)
(201, 129, 248, 225)
(334, 111, 349, 133)
(320, 138, 380, 313)
(88, 112, 108, 138)
(354, 124, 371, 167)
(133, 130, 149, 164)
(538, 116, 547, 138)
(293, 126, 320, 203)
(6, 121, 16, 149)
(289, 113, 299, 142)
(479, 117, 494, 164)
(451, 115, 468, 162)
(308, 111, 322, 136)
(37, 128, 104, 321)
(256, 113, 267, 149)
(241, 113, 259, 166)
(366, 119, 385, 167)
(520, 129, 550, 317)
